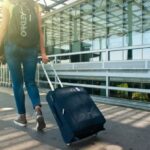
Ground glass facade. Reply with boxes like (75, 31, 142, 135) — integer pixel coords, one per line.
(44, 0, 150, 61)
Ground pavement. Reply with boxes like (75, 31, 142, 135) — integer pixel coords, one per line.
(0, 87, 150, 150)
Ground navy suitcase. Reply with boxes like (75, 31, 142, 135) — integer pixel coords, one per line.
(41, 62, 106, 144)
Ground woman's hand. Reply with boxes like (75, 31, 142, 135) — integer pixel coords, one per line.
(41, 53, 49, 64)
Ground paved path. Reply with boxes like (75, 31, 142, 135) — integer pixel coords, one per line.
(0, 87, 150, 150)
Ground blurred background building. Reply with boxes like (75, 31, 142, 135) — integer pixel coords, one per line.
(1, 0, 150, 107)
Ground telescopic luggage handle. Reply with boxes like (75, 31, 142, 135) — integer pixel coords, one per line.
(40, 61, 63, 91)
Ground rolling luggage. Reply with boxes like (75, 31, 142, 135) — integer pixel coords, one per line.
(41, 62, 106, 145)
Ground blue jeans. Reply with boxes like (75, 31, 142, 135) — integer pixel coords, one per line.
(4, 41, 41, 114)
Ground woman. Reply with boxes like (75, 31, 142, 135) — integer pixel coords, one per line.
(0, 0, 49, 131)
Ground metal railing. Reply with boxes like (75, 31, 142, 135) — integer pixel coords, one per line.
(0, 45, 150, 99)
(0, 63, 11, 87)
(39, 45, 150, 98)
(45, 44, 150, 61)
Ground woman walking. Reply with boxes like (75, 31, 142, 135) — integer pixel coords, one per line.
(0, 0, 48, 130)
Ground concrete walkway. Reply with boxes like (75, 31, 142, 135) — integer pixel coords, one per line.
(0, 87, 150, 150)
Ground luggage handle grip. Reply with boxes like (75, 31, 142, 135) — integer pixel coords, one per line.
(40, 61, 63, 91)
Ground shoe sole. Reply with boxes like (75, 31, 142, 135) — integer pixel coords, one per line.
(14, 120, 27, 127)
(36, 116, 46, 131)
